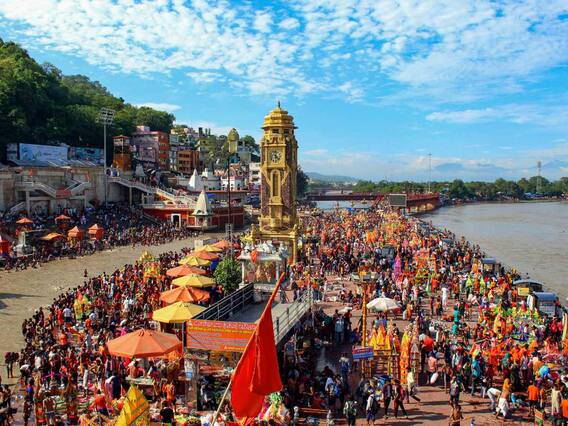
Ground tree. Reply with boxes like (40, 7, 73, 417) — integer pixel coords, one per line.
(0, 38, 177, 157)
(239, 135, 259, 153)
(213, 257, 241, 294)
(449, 179, 471, 200)
(297, 167, 309, 198)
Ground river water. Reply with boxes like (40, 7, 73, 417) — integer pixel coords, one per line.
(424, 202, 568, 301)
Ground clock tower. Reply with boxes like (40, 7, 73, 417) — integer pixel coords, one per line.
(251, 102, 299, 262)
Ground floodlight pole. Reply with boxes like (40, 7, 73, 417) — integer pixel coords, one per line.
(103, 121, 108, 206)
(98, 107, 115, 207)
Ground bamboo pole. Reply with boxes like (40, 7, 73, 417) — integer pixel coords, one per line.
(212, 376, 233, 425)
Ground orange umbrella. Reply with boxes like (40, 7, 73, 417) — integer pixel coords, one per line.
(160, 286, 210, 304)
(106, 329, 182, 358)
(186, 250, 219, 261)
(213, 240, 237, 250)
(55, 214, 71, 221)
(40, 232, 66, 241)
(166, 264, 207, 278)
(16, 218, 33, 225)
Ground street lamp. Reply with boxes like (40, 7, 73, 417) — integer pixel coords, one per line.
(97, 107, 115, 205)
(217, 147, 239, 257)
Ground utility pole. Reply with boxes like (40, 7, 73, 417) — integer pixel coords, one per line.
(97, 107, 115, 206)
(537, 161, 542, 194)
(428, 153, 432, 193)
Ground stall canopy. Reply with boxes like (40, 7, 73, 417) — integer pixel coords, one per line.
(67, 226, 84, 240)
(16, 218, 33, 225)
(152, 301, 205, 323)
(178, 256, 211, 267)
(195, 244, 223, 253)
(165, 264, 207, 278)
(0, 236, 11, 255)
(184, 250, 219, 261)
(88, 223, 104, 240)
(212, 240, 236, 250)
(106, 329, 182, 358)
(40, 232, 66, 241)
(172, 274, 216, 288)
(159, 286, 210, 304)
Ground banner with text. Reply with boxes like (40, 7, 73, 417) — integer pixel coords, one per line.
(186, 319, 256, 352)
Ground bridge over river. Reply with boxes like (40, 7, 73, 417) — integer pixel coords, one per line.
(305, 190, 441, 213)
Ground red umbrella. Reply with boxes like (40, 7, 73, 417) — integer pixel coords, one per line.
(166, 264, 207, 278)
(16, 218, 33, 225)
(55, 215, 71, 221)
(106, 329, 182, 358)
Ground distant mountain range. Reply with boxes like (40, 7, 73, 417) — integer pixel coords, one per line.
(306, 172, 359, 183)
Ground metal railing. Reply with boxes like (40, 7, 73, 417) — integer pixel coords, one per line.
(273, 289, 312, 343)
(194, 283, 255, 321)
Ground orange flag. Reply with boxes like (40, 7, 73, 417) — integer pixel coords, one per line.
(231, 273, 284, 418)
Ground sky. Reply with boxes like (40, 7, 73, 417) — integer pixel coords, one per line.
(1, 0, 568, 182)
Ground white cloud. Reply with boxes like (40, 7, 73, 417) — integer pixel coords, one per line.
(135, 102, 181, 112)
(0, 0, 567, 105)
(426, 104, 568, 126)
(279, 17, 300, 30)
(186, 71, 224, 83)
(253, 11, 272, 33)
(300, 142, 568, 181)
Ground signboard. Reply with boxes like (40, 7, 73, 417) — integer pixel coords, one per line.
(70, 147, 103, 164)
(388, 193, 407, 208)
(6, 143, 18, 161)
(352, 346, 374, 360)
(186, 319, 256, 352)
(19, 143, 68, 163)
(517, 287, 530, 297)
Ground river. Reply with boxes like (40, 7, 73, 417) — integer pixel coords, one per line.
(423, 202, 568, 301)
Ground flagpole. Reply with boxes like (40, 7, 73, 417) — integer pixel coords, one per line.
(212, 375, 233, 424)
(213, 272, 286, 421)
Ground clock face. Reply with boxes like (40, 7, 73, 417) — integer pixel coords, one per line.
(270, 150, 282, 163)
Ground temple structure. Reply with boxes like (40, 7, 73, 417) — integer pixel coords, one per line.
(250, 103, 299, 263)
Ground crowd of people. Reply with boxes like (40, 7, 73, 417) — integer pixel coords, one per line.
(7, 240, 235, 424)
(0, 203, 201, 271)
(272, 206, 568, 425)
(2, 203, 568, 425)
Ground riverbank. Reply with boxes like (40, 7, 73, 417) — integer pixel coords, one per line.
(424, 201, 568, 301)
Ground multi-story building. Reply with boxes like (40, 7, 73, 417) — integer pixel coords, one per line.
(178, 148, 200, 176)
(248, 161, 261, 189)
(169, 134, 180, 172)
(112, 135, 132, 172)
(131, 125, 169, 170)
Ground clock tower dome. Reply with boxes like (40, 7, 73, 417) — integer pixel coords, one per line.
(251, 102, 299, 262)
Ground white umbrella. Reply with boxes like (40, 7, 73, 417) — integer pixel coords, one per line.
(338, 306, 353, 314)
(367, 297, 400, 312)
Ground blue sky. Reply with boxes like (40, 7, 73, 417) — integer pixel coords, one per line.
(1, 0, 568, 181)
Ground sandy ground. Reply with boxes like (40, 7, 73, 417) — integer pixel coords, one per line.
(0, 233, 223, 362)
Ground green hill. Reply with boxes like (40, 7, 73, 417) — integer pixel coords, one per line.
(0, 38, 175, 161)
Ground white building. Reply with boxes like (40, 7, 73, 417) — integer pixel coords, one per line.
(201, 168, 221, 190)
(221, 174, 245, 191)
(248, 162, 261, 189)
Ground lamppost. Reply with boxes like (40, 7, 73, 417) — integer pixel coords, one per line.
(97, 107, 115, 206)
(218, 142, 239, 258)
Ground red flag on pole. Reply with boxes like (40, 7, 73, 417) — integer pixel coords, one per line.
(230, 273, 284, 418)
